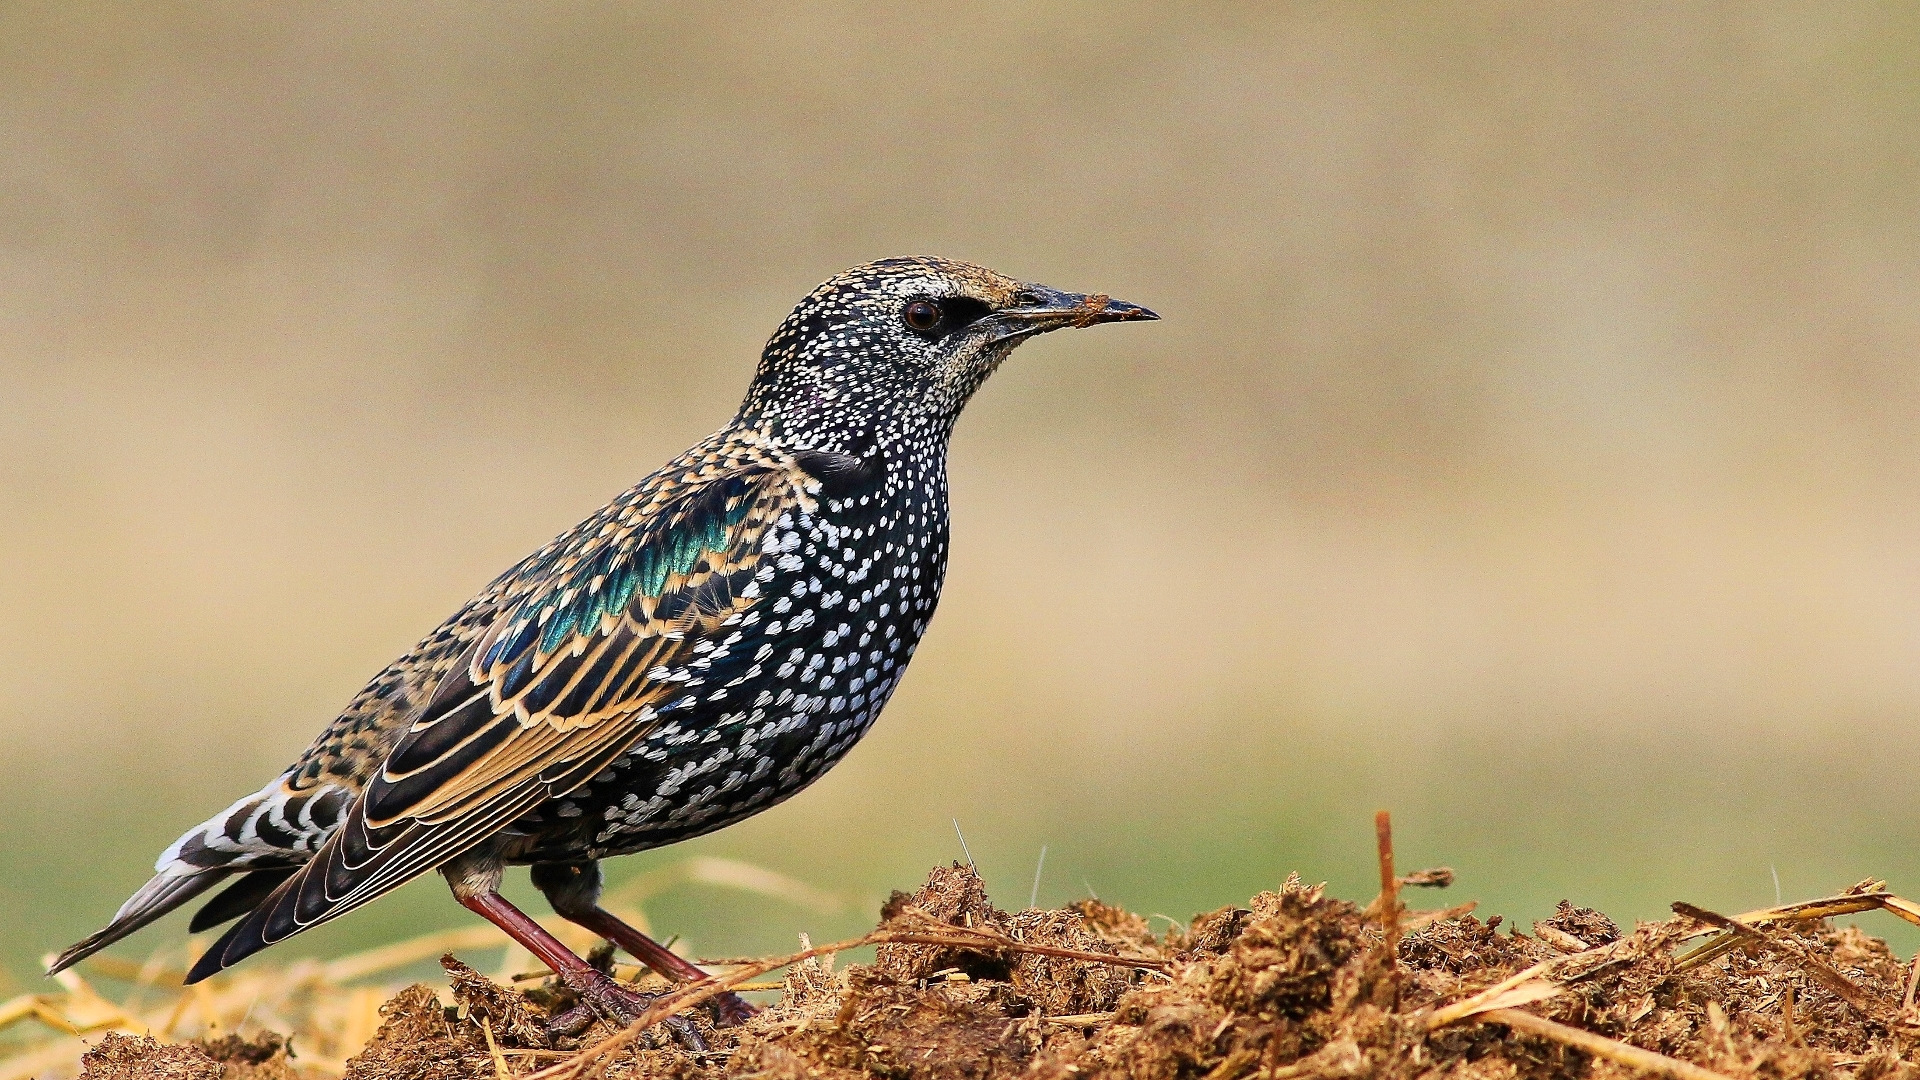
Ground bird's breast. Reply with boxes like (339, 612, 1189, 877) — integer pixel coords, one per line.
(521, 477, 952, 859)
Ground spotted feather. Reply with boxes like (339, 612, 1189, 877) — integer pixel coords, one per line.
(184, 452, 853, 978)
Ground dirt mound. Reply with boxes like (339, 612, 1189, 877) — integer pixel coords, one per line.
(57, 856, 1920, 1080)
(76, 1032, 304, 1080)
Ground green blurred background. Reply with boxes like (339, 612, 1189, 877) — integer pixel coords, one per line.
(5, 3, 1920, 991)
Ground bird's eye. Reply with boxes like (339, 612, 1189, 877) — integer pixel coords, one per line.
(902, 300, 942, 332)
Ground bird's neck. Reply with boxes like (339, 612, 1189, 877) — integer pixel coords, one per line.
(732, 402, 953, 465)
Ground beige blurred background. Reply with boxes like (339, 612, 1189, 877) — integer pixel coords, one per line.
(5, 2, 1920, 988)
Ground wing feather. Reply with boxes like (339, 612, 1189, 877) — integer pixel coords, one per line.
(187, 451, 847, 981)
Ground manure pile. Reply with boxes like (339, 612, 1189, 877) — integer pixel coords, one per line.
(19, 829, 1920, 1080)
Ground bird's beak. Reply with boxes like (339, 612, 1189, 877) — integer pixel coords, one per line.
(986, 284, 1159, 342)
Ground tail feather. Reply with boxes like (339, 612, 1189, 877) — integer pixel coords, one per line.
(47, 868, 227, 976)
(53, 777, 350, 977)
(186, 868, 298, 933)
(184, 784, 548, 983)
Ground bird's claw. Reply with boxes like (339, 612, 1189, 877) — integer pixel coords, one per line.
(706, 990, 760, 1028)
(546, 1001, 600, 1039)
(553, 973, 708, 1052)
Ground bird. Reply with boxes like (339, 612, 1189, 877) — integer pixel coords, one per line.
(49, 256, 1156, 1035)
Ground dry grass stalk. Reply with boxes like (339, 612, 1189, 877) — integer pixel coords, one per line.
(1399, 900, 1478, 934)
(1672, 901, 1881, 1018)
(1674, 880, 1920, 973)
(1477, 1008, 1742, 1080)
(1422, 955, 1564, 1029)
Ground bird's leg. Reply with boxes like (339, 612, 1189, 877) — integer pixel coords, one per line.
(445, 868, 706, 1050)
(566, 905, 763, 1028)
(532, 862, 760, 1028)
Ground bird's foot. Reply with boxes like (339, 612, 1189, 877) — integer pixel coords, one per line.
(706, 989, 760, 1028)
(548, 971, 707, 1052)
(545, 1001, 600, 1039)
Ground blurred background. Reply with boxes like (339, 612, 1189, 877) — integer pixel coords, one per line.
(5, 2, 1920, 990)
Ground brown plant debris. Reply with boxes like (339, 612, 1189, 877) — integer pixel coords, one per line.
(23, 857, 1920, 1080)
(77, 1030, 306, 1080)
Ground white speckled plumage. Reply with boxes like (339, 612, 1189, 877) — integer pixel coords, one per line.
(52, 258, 1155, 1022)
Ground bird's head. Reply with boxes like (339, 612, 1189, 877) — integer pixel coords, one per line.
(739, 256, 1157, 451)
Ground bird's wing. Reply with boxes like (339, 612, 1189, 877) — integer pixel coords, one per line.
(191, 450, 853, 979)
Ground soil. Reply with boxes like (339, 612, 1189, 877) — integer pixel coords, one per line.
(73, 864, 1920, 1080)
(75, 1033, 303, 1080)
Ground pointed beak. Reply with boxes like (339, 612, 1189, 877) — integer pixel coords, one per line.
(988, 284, 1159, 341)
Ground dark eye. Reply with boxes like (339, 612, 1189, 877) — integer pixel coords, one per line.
(902, 300, 942, 332)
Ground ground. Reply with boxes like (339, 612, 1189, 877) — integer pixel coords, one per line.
(30, 860, 1920, 1080)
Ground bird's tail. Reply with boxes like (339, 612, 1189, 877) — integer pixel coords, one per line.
(46, 867, 227, 976)
(48, 777, 352, 977)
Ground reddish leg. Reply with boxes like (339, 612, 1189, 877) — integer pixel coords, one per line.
(532, 861, 759, 1029)
(565, 905, 760, 1027)
(455, 889, 705, 1048)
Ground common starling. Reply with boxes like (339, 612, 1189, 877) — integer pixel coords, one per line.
(50, 257, 1156, 1034)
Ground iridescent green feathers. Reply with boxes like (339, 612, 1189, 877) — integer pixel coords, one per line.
(185, 444, 853, 980)
(375, 448, 823, 824)
(479, 469, 767, 704)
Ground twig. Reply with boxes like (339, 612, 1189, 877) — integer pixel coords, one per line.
(1480, 1008, 1741, 1080)
(1675, 884, 1920, 971)
(1424, 957, 1564, 1029)
(1672, 903, 1879, 1018)
(1672, 933, 1745, 973)
(1375, 810, 1400, 959)
(1043, 1011, 1116, 1026)
(1400, 901, 1478, 934)
(481, 1015, 511, 1080)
